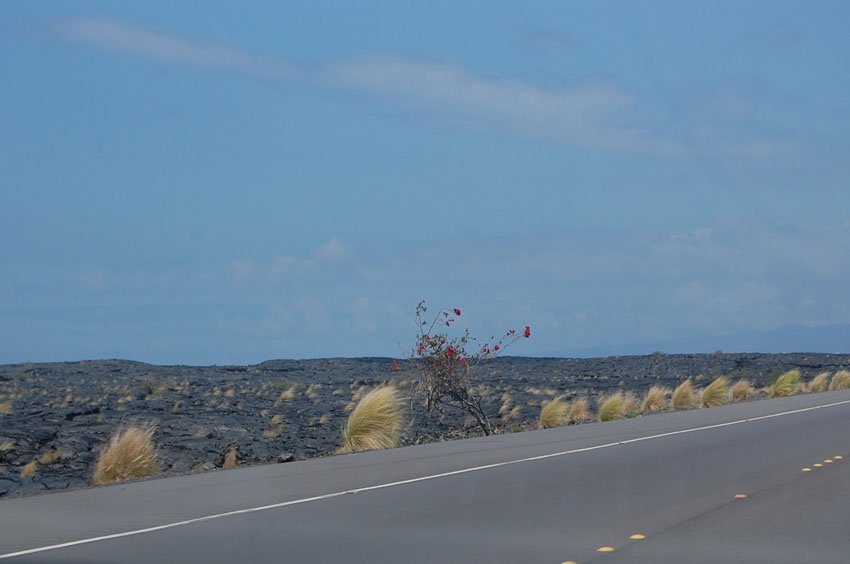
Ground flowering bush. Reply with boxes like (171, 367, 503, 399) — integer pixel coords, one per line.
(412, 300, 530, 435)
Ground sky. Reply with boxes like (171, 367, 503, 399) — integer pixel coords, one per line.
(2, 1, 849, 364)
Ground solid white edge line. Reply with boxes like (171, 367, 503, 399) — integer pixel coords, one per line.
(2, 397, 850, 559)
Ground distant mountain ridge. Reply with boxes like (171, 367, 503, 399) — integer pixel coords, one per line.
(557, 323, 850, 358)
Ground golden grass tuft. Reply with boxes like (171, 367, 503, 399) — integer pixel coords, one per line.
(270, 414, 284, 426)
(672, 379, 698, 410)
(339, 386, 404, 454)
(807, 372, 831, 393)
(0, 439, 14, 451)
(0, 401, 12, 415)
(622, 392, 641, 418)
(641, 386, 670, 413)
(597, 392, 625, 422)
(730, 379, 754, 402)
(769, 369, 801, 398)
(21, 460, 37, 479)
(38, 448, 60, 465)
(92, 424, 158, 485)
(701, 376, 730, 408)
(539, 397, 569, 429)
(568, 398, 590, 423)
(222, 445, 238, 470)
(830, 369, 850, 390)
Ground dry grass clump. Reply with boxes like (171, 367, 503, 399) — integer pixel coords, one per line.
(222, 445, 238, 470)
(830, 369, 850, 390)
(505, 405, 523, 421)
(622, 393, 641, 418)
(769, 370, 801, 398)
(539, 397, 569, 429)
(38, 448, 60, 465)
(0, 439, 14, 451)
(21, 460, 37, 479)
(568, 398, 590, 423)
(701, 376, 730, 408)
(672, 379, 698, 410)
(730, 379, 754, 402)
(597, 392, 625, 422)
(339, 386, 404, 454)
(0, 401, 12, 415)
(92, 424, 158, 485)
(641, 386, 670, 413)
(270, 414, 284, 426)
(274, 387, 296, 407)
(807, 372, 831, 393)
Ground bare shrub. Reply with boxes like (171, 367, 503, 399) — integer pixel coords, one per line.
(412, 301, 530, 435)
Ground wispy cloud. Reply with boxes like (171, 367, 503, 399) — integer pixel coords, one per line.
(59, 17, 295, 78)
(57, 16, 684, 156)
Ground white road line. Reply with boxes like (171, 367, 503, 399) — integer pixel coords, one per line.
(2, 397, 850, 560)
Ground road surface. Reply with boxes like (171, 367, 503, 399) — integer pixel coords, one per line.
(1, 390, 849, 563)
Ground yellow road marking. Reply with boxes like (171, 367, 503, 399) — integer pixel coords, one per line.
(629, 533, 646, 540)
(824, 459, 833, 464)
(814, 463, 823, 467)
(802, 467, 812, 472)
(734, 494, 747, 499)
(560, 561, 578, 564)
(597, 546, 616, 553)
(835, 455, 844, 460)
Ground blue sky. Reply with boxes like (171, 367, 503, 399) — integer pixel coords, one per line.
(2, 2, 849, 364)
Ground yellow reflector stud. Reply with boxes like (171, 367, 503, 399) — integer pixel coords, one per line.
(630, 534, 646, 540)
(802, 467, 812, 472)
(734, 494, 747, 499)
(597, 546, 616, 553)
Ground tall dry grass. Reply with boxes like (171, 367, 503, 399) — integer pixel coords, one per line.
(701, 376, 730, 408)
(622, 393, 641, 418)
(830, 369, 850, 390)
(339, 386, 404, 454)
(672, 379, 698, 410)
(730, 379, 754, 402)
(641, 386, 670, 413)
(539, 397, 568, 429)
(92, 424, 158, 485)
(597, 392, 625, 422)
(568, 398, 590, 423)
(807, 372, 831, 393)
(769, 370, 801, 398)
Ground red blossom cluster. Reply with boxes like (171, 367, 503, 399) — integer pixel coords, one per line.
(411, 300, 531, 435)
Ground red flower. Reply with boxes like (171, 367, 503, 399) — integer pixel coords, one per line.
(494, 344, 500, 351)
(446, 346, 455, 356)
(524, 326, 531, 338)
(459, 357, 467, 366)
(453, 308, 462, 316)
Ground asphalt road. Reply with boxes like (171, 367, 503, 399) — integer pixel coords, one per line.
(2, 390, 849, 563)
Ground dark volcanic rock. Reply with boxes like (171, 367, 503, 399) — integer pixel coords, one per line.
(1, 353, 848, 498)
